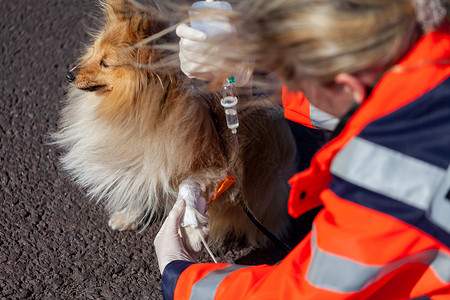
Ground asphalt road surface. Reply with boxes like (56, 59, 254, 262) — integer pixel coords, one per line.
(0, 1, 316, 299)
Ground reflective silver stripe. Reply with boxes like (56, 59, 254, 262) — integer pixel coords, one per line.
(309, 102, 339, 131)
(429, 165, 450, 232)
(306, 230, 450, 292)
(331, 137, 446, 211)
(430, 251, 450, 283)
(189, 265, 250, 300)
(306, 232, 380, 292)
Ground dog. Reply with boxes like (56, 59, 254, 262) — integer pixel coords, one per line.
(55, 0, 296, 252)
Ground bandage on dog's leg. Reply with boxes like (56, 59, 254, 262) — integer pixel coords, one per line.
(178, 180, 211, 255)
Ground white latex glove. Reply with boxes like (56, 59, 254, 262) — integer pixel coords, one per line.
(176, 23, 253, 86)
(154, 199, 203, 274)
(177, 23, 222, 82)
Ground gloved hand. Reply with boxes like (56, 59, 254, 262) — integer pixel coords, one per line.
(154, 199, 203, 274)
(177, 23, 223, 82)
(176, 23, 253, 86)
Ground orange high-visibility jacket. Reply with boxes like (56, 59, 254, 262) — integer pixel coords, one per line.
(162, 29, 450, 300)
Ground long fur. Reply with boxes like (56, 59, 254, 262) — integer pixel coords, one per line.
(55, 0, 297, 248)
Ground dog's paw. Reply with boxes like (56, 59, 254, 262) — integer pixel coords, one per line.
(180, 224, 210, 253)
(108, 209, 138, 231)
(180, 212, 210, 253)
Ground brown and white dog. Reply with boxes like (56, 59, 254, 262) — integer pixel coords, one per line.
(55, 0, 296, 251)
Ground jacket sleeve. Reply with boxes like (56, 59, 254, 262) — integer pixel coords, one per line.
(161, 201, 450, 300)
(160, 231, 358, 300)
(162, 261, 196, 300)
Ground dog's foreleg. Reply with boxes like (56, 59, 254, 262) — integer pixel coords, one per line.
(108, 208, 138, 231)
(177, 180, 210, 253)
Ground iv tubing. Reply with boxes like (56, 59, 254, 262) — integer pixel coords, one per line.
(227, 133, 239, 172)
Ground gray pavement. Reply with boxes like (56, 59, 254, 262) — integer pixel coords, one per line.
(0, 1, 315, 299)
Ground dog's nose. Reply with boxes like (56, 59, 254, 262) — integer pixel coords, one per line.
(66, 71, 76, 83)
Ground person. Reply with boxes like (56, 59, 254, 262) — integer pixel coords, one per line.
(155, 0, 450, 299)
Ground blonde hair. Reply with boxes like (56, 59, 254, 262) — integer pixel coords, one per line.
(213, 0, 449, 85)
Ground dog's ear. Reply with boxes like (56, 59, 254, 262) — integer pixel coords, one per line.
(105, 0, 166, 37)
(135, 13, 152, 37)
(105, 0, 134, 21)
(136, 14, 167, 37)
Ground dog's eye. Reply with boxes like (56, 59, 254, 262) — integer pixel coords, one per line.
(100, 60, 109, 68)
